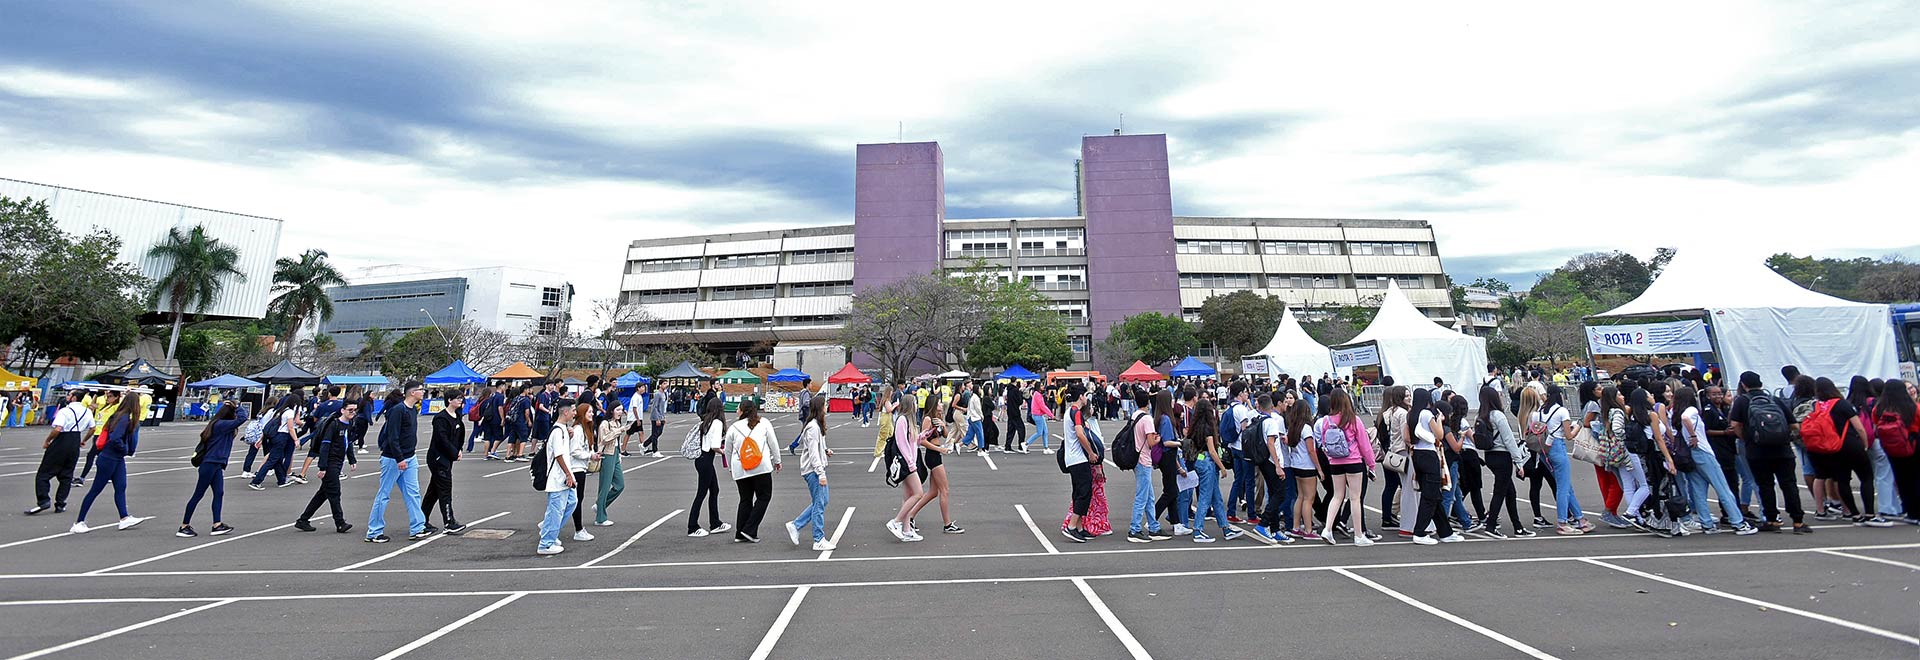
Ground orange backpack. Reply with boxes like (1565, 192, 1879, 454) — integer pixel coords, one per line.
(1800, 400, 1843, 454)
(738, 426, 764, 471)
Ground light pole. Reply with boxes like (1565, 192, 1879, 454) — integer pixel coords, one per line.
(421, 307, 456, 352)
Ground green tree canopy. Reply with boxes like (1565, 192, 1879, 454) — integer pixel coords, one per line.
(1766, 253, 1920, 303)
(1196, 290, 1284, 360)
(147, 225, 245, 359)
(1, 197, 147, 373)
(268, 248, 346, 357)
(1103, 312, 1197, 367)
(965, 319, 1073, 372)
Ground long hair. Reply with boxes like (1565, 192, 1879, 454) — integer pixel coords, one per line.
(107, 396, 142, 434)
(1447, 394, 1469, 436)
(1327, 389, 1358, 431)
(1670, 385, 1698, 434)
(1599, 384, 1623, 432)
(1191, 398, 1218, 448)
(201, 400, 238, 441)
(1792, 374, 1816, 400)
(1577, 380, 1599, 408)
(1629, 387, 1655, 427)
(1517, 386, 1542, 426)
(1410, 388, 1434, 439)
(1875, 379, 1915, 427)
(1382, 385, 1410, 412)
(1152, 389, 1174, 424)
(380, 389, 405, 417)
(809, 395, 828, 438)
(1847, 375, 1872, 409)
(1543, 383, 1565, 410)
(700, 396, 724, 435)
(737, 398, 762, 428)
(1814, 377, 1843, 401)
(1284, 399, 1313, 448)
(1477, 386, 1500, 425)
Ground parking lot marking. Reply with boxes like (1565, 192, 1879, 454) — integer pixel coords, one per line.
(480, 464, 527, 478)
(372, 592, 525, 660)
(1816, 548, 1920, 571)
(332, 511, 510, 572)
(981, 452, 998, 470)
(867, 456, 880, 473)
(1580, 557, 1920, 646)
(0, 531, 72, 550)
(1015, 504, 1059, 554)
(580, 510, 681, 567)
(1072, 578, 1151, 659)
(818, 507, 854, 560)
(1334, 567, 1559, 659)
(622, 456, 672, 474)
(86, 522, 298, 574)
(749, 586, 810, 660)
(7, 598, 236, 660)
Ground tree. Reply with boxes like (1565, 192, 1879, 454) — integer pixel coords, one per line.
(1648, 247, 1677, 277)
(1195, 290, 1284, 360)
(1767, 252, 1919, 303)
(637, 343, 711, 377)
(1498, 296, 1531, 323)
(840, 274, 944, 382)
(1469, 277, 1512, 293)
(383, 327, 457, 380)
(1856, 261, 1920, 302)
(146, 225, 245, 360)
(1485, 336, 1532, 368)
(965, 319, 1073, 372)
(0, 197, 146, 374)
(1102, 312, 1197, 367)
(1501, 316, 1585, 366)
(925, 264, 1055, 371)
(267, 249, 345, 357)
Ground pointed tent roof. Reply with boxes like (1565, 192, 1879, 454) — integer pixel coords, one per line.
(1252, 308, 1336, 377)
(187, 374, 265, 389)
(1596, 248, 1876, 318)
(100, 357, 179, 386)
(827, 363, 871, 384)
(1169, 356, 1216, 378)
(1118, 360, 1165, 382)
(489, 361, 544, 380)
(1339, 280, 1487, 390)
(0, 366, 39, 390)
(1348, 280, 1466, 343)
(424, 360, 487, 385)
(246, 359, 319, 386)
(767, 368, 809, 382)
(717, 369, 761, 383)
(614, 371, 650, 387)
(994, 365, 1041, 381)
(658, 361, 712, 381)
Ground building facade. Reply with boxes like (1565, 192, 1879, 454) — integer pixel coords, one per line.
(615, 134, 1457, 372)
(322, 266, 573, 353)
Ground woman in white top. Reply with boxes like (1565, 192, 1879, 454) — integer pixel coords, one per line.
(785, 397, 836, 550)
(592, 405, 627, 527)
(1407, 388, 1461, 545)
(1477, 386, 1532, 538)
(535, 404, 584, 555)
(1672, 385, 1755, 534)
(685, 397, 731, 537)
(1532, 385, 1590, 535)
(1380, 387, 1419, 535)
(725, 399, 781, 543)
(1603, 385, 1651, 528)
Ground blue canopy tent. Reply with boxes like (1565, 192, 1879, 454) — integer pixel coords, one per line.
(323, 374, 390, 387)
(614, 371, 650, 388)
(1169, 356, 1217, 378)
(994, 365, 1041, 381)
(187, 374, 265, 389)
(766, 368, 810, 383)
(424, 360, 487, 385)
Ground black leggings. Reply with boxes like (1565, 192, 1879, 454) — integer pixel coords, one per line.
(1749, 454, 1805, 524)
(1257, 459, 1285, 525)
(1812, 437, 1876, 517)
(1380, 468, 1402, 519)
(1411, 450, 1454, 538)
(1155, 453, 1181, 524)
(1527, 452, 1557, 519)
(688, 451, 722, 532)
(1887, 453, 1919, 519)
(1457, 449, 1486, 519)
(572, 471, 588, 531)
(734, 472, 773, 539)
(1484, 451, 1523, 529)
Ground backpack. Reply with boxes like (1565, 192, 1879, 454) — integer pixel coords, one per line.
(1523, 406, 1557, 456)
(1219, 403, 1240, 450)
(1315, 418, 1354, 459)
(1660, 470, 1691, 521)
(1110, 411, 1147, 470)
(737, 423, 765, 471)
(1666, 421, 1696, 472)
(1743, 391, 1792, 447)
(466, 401, 482, 422)
(1472, 418, 1496, 452)
(1873, 411, 1914, 458)
(1800, 400, 1843, 454)
(529, 437, 551, 491)
(241, 415, 269, 446)
(1622, 417, 1653, 454)
(883, 439, 908, 486)
(680, 423, 705, 460)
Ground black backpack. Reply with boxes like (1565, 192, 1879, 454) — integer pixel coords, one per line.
(1744, 391, 1792, 447)
(529, 436, 551, 491)
(1111, 411, 1147, 470)
(1623, 418, 1654, 454)
(1472, 418, 1496, 450)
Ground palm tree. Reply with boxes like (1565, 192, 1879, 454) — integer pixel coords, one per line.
(147, 225, 246, 360)
(267, 249, 346, 357)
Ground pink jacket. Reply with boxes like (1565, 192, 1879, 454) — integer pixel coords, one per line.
(893, 415, 918, 472)
(1030, 391, 1053, 418)
(1318, 415, 1377, 470)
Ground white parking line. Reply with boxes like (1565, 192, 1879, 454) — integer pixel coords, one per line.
(580, 510, 680, 567)
(1580, 557, 1919, 646)
(867, 456, 880, 473)
(481, 464, 527, 478)
(981, 452, 998, 470)
(818, 507, 854, 560)
(749, 586, 810, 660)
(0, 531, 71, 550)
(1817, 548, 1920, 571)
(623, 456, 672, 474)
(1334, 567, 1559, 659)
(333, 511, 510, 572)
(86, 523, 298, 574)
(372, 592, 525, 660)
(7, 599, 235, 660)
(1015, 504, 1059, 554)
(124, 466, 196, 478)
(1071, 578, 1151, 659)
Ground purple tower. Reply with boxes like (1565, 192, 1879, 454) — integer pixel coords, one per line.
(852, 141, 945, 291)
(1081, 134, 1180, 360)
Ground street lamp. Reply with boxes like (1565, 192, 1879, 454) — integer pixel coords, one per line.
(421, 307, 456, 349)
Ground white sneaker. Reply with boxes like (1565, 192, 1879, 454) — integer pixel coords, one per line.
(902, 531, 924, 542)
(1173, 524, 1193, 536)
(572, 530, 594, 541)
(240, 471, 255, 479)
(1411, 534, 1438, 545)
(812, 540, 836, 551)
(117, 516, 149, 530)
(70, 522, 91, 534)
(786, 521, 801, 546)
(886, 520, 906, 540)
(1438, 533, 1466, 543)
(1043, 448, 1055, 454)
(536, 545, 564, 555)
(710, 522, 733, 535)
(1354, 536, 1376, 547)
(594, 520, 615, 527)
(688, 528, 710, 538)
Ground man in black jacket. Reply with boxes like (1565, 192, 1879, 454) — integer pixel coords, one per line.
(366, 382, 429, 543)
(295, 401, 359, 533)
(422, 391, 467, 534)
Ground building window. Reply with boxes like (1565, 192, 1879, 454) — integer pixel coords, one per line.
(1356, 275, 1426, 289)
(639, 257, 703, 272)
(1181, 307, 1202, 323)
(332, 291, 447, 304)
(1270, 274, 1343, 289)
(1349, 242, 1422, 256)
(1070, 336, 1091, 358)
(708, 317, 773, 327)
(538, 316, 560, 335)
(505, 313, 533, 320)
(945, 230, 1011, 258)
(784, 315, 848, 327)
(788, 249, 853, 264)
(709, 285, 777, 301)
(1263, 241, 1340, 256)
(541, 286, 564, 307)
(509, 282, 535, 290)
(1017, 267, 1088, 291)
(1179, 273, 1254, 289)
(788, 281, 853, 297)
(636, 288, 698, 304)
(1176, 239, 1250, 255)
(1015, 228, 1086, 257)
(711, 253, 780, 269)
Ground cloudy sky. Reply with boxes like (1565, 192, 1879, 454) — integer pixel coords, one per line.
(3, 2, 1915, 318)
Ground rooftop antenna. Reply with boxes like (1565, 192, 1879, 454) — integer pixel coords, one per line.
(897, 121, 903, 143)
(1118, 112, 1124, 135)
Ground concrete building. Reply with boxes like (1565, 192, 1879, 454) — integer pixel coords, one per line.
(615, 134, 1456, 372)
(322, 266, 573, 353)
(1456, 285, 1521, 338)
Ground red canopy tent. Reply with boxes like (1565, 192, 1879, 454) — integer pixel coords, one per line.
(826, 364, 872, 413)
(1118, 361, 1166, 383)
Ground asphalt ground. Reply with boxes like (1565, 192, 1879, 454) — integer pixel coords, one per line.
(0, 413, 1915, 659)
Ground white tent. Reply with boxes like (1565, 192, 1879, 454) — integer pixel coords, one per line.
(1591, 249, 1899, 390)
(1335, 280, 1488, 390)
(1252, 308, 1336, 377)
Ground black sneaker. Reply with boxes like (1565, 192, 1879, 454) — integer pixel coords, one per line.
(943, 523, 966, 534)
(294, 520, 317, 532)
(366, 534, 391, 543)
(1531, 516, 1553, 529)
(1060, 527, 1087, 543)
(53, 504, 65, 513)
(1757, 522, 1782, 533)
(420, 524, 440, 536)
(336, 522, 354, 534)
(444, 522, 468, 535)
(1792, 523, 1814, 535)
(409, 530, 434, 541)
(176, 525, 197, 538)
(1512, 528, 1538, 538)
(210, 522, 234, 536)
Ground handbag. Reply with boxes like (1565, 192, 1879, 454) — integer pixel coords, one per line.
(1568, 427, 1605, 466)
(1383, 450, 1410, 474)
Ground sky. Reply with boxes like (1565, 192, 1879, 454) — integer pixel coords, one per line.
(3, 2, 1916, 325)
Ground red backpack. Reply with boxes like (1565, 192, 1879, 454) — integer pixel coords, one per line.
(1874, 411, 1914, 458)
(1799, 400, 1843, 454)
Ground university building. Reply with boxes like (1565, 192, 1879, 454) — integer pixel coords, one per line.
(321, 265, 574, 356)
(614, 134, 1457, 373)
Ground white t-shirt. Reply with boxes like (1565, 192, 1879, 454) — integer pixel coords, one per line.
(1680, 407, 1712, 458)
(1412, 409, 1438, 450)
(1225, 401, 1254, 450)
(1535, 405, 1570, 442)
(1064, 408, 1091, 467)
(543, 425, 576, 493)
(1284, 420, 1315, 470)
(966, 393, 983, 422)
(1260, 411, 1284, 462)
(53, 402, 94, 433)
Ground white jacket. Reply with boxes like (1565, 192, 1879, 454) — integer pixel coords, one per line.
(726, 418, 781, 480)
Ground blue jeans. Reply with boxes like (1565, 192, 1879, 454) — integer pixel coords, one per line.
(860, 404, 872, 425)
(1734, 445, 1758, 508)
(790, 471, 829, 542)
(1868, 441, 1902, 516)
(1686, 447, 1745, 527)
(1547, 441, 1583, 522)
(539, 488, 577, 550)
(367, 457, 426, 538)
(1129, 464, 1160, 534)
(251, 433, 293, 486)
(1444, 460, 1475, 527)
(962, 420, 983, 449)
(1192, 458, 1229, 535)
(1276, 472, 1298, 530)
(1029, 415, 1050, 449)
(1228, 448, 1254, 518)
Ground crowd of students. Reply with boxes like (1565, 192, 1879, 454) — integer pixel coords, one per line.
(19, 363, 1917, 557)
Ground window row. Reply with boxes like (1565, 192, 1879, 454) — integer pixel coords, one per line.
(1179, 273, 1432, 289)
(1170, 239, 1430, 257)
(630, 248, 854, 273)
(628, 281, 853, 304)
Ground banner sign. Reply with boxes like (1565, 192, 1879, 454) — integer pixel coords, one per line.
(1585, 319, 1714, 355)
(1331, 344, 1381, 368)
(1240, 359, 1269, 376)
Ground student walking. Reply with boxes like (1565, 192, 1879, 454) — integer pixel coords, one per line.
(1806, 377, 1891, 526)
(422, 391, 468, 535)
(1059, 389, 1102, 542)
(644, 385, 668, 456)
(1283, 399, 1322, 541)
(907, 393, 966, 535)
(1125, 390, 1168, 543)
(1029, 386, 1054, 453)
(592, 406, 627, 527)
(535, 403, 584, 555)
(1407, 388, 1463, 545)
(887, 395, 929, 542)
(248, 392, 306, 490)
(1673, 385, 1758, 534)
(786, 397, 837, 550)
(25, 391, 93, 516)
(1730, 371, 1809, 533)
(727, 400, 781, 542)
(295, 400, 359, 534)
(477, 386, 506, 459)
(1186, 398, 1241, 542)
(179, 402, 250, 537)
(366, 383, 429, 543)
(1874, 380, 1920, 524)
(1476, 386, 1532, 538)
(70, 402, 148, 533)
(1249, 394, 1293, 544)
(686, 398, 732, 537)
(1005, 381, 1027, 453)
(565, 401, 598, 541)
(503, 386, 534, 461)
